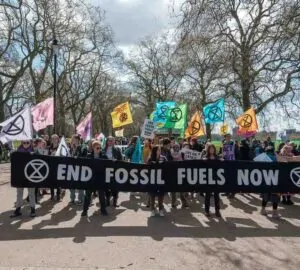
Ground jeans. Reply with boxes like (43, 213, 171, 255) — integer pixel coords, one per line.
(205, 192, 220, 213)
(70, 189, 84, 202)
(51, 188, 61, 199)
(150, 194, 164, 211)
(16, 188, 35, 208)
(83, 190, 106, 212)
(171, 192, 188, 206)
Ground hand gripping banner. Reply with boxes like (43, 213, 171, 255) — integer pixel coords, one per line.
(11, 152, 300, 193)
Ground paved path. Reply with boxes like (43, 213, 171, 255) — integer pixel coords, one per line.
(1, 164, 300, 269)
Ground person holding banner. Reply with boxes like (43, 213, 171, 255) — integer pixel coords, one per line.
(171, 144, 189, 208)
(69, 134, 86, 205)
(49, 134, 61, 201)
(82, 140, 108, 216)
(203, 144, 221, 218)
(260, 146, 281, 218)
(221, 134, 239, 199)
(10, 140, 36, 218)
(148, 145, 166, 217)
(278, 145, 295, 205)
(104, 136, 122, 207)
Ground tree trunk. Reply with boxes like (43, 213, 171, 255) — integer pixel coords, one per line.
(206, 123, 212, 140)
(241, 50, 251, 111)
(0, 82, 4, 122)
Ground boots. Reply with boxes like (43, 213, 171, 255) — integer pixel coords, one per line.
(10, 207, 22, 218)
(30, 207, 36, 218)
(113, 197, 119, 207)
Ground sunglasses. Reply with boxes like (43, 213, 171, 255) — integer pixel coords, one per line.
(23, 142, 30, 145)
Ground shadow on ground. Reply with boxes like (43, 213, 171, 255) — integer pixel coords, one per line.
(0, 193, 299, 243)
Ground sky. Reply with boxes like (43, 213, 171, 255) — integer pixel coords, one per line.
(92, 0, 299, 132)
(94, 0, 177, 54)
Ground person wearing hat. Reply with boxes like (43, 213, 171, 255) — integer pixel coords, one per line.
(82, 140, 108, 216)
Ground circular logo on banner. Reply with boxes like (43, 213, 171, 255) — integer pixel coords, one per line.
(170, 107, 182, 122)
(24, 159, 49, 183)
(158, 105, 169, 120)
(290, 167, 300, 188)
(119, 112, 128, 123)
(240, 114, 253, 128)
(189, 121, 201, 135)
(3, 115, 25, 135)
(207, 106, 223, 122)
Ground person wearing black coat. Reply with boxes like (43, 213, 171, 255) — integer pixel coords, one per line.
(81, 140, 108, 216)
(239, 139, 251, 161)
(103, 136, 122, 207)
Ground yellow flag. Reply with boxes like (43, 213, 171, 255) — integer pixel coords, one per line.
(111, 102, 133, 128)
(185, 111, 205, 138)
(236, 107, 258, 132)
(220, 124, 228, 135)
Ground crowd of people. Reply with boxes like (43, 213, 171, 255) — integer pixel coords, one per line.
(9, 133, 299, 219)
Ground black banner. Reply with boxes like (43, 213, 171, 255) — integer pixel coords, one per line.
(11, 152, 300, 193)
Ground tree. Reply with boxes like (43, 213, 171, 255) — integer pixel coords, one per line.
(126, 35, 186, 115)
(177, 0, 300, 117)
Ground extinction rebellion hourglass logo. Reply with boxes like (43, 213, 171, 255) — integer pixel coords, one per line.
(24, 159, 49, 183)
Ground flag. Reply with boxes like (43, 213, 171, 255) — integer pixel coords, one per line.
(153, 101, 176, 127)
(220, 124, 229, 135)
(111, 102, 133, 128)
(0, 106, 33, 143)
(276, 130, 287, 141)
(115, 129, 124, 137)
(131, 136, 142, 163)
(185, 111, 205, 138)
(76, 112, 92, 140)
(164, 104, 187, 130)
(55, 136, 70, 157)
(203, 98, 225, 124)
(31, 97, 54, 131)
(236, 107, 258, 133)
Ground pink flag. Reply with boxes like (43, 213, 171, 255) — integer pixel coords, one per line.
(31, 98, 54, 131)
(76, 112, 92, 140)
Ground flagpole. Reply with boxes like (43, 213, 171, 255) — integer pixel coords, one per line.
(52, 38, 58, 134)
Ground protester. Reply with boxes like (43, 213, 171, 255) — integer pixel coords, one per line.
(10, 140, 36, 218)
(48, 134, 61, 201)
(221, 134, 238, 198)
(279, 145, 294, 205)
(124, 136, 138, 161)
(171, 143, 189, 208)
(142, 139, 152, 163)
(190, 137, 204, 153)
(82, 140, 108, 216)
(103, 136, 123, 207)
(260, 146, 281, 218)
(148, 145, 165, 217)
(239, 139, 251, 160)
(69, 134, 85, 205)
(203, 144, 221, 217)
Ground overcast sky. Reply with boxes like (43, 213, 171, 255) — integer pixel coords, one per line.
(94, 0, 177, 52)
(92, 0, 298, 131)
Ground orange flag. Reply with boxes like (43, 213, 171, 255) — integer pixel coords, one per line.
(185, 111, 205, 138)
(236, 107, 258, 133)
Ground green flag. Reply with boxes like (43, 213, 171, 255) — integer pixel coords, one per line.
(164, 104, 187, 130)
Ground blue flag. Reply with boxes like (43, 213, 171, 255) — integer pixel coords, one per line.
(153, 101, 176, 127)
(203, 99, 225, 124)
(131, 136, 142, 163)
